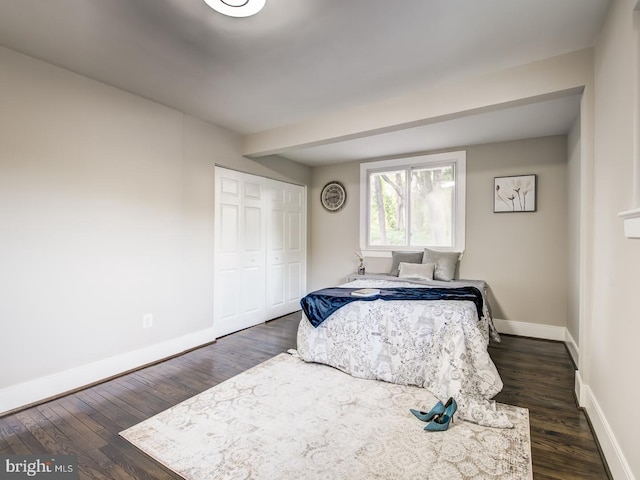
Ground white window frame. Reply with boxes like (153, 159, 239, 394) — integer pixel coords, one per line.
(359, 151, 466, 256)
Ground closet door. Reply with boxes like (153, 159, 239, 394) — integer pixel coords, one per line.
(214, 168, 267, 337)
(266, 181, 306, 319)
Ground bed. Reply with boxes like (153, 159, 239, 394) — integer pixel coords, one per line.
(295, 276, 512, 428)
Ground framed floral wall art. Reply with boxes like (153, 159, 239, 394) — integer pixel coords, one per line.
(494, 174, 537, 213)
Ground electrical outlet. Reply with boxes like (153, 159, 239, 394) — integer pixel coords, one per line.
(142, 313, 153, 328)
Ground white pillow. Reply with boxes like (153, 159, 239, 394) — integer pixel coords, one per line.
(398, 262, 435, 280)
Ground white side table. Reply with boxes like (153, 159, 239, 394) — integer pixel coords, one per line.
(345, 272, 391, 283)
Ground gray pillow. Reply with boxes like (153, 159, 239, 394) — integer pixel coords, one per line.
(389, 251, 424, 276)
(423, 248, 461, 281)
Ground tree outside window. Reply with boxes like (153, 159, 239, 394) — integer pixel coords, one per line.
(361, 152, 465, 252)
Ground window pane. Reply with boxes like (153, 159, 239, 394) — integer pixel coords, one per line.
(410, 164, 454, 247)
(360, 151, 465, 252)
(368, 170, 407, 246)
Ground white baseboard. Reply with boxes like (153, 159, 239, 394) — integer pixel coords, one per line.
(493, 318, 566, 341)
(575, 370, 586, 406)
(579, 382, 636, 480)
(564, 329, 579, 366)
(0, 327, 217, 416)
(494, 318, 580, 364)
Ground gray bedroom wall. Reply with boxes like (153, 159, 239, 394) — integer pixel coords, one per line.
(309, 135, 569, 329)
(588, 1, 640, 476)
(310, 161, 362, 290)
(566, 115, 582, 351)
(0, 47, 310, 403)
(462, 136, 568, 327)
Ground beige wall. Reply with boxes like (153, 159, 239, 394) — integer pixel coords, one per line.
(0, 47, 309, 406)
(588, 0, 640, 477)
(566, 117, 582, 351)
(309, 162, 362, 290)
(462, 137, 568, 326)
(309, 136, 569, 327)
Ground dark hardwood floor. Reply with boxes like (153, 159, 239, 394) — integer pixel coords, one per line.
(1, 312, 609, 479)
(490, 335, 610, 480)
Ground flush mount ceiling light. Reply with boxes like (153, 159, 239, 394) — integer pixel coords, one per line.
(203, 0, 266, 17)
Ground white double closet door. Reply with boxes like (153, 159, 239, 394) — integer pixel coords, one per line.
(214, 167, 306, 338)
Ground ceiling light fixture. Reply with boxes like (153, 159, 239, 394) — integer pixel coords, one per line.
(203, 0, 266, 17)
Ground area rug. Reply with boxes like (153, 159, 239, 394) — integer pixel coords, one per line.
(120, 353, 532, 479)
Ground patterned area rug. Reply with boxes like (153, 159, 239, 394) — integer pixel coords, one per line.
(121, 353, 532, 480)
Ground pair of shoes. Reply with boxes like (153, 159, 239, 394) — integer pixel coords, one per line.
(410, 400, 445, 422)
(424, 397, 457, 432)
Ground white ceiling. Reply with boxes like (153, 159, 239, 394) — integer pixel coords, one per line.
(280, 94, 584, 165)
(0, 0, 609, 165)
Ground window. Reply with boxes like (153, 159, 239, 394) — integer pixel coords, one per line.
(359, 151, 466, 254)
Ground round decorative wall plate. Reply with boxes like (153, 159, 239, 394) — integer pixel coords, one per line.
(320, 181, 347, 212)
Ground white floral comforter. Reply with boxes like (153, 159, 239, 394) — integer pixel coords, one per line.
(296, 279, 513, 428)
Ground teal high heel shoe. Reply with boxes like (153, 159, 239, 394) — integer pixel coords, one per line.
(410, 400, 445, 422)
(424, 397, 457, 432)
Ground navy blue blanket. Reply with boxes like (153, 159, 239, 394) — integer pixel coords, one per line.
(300, 286, 484, 328)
